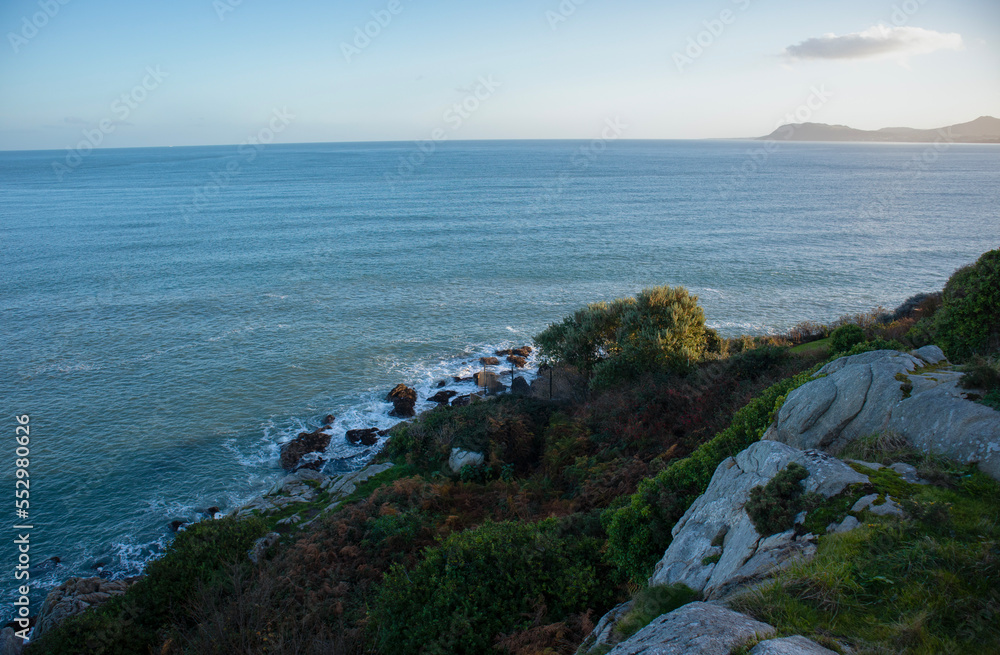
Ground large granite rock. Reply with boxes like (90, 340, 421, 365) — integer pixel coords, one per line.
(749, 636, 838, 654)
(473, 371, 506, 394)
(604, 602, 775, 655)
(648, 441, 868, 599)
(771, 350, 923, 453)
(769, 348, 1000, 480)
(449, 448, 485, 473)
(386, 384, 417, 417)
(280, 428, 332, 471)
(34, 577, 136, 638)
(529, 364, 588, 402)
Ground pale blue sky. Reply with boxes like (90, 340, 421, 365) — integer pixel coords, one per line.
(0, 0, 997, 150)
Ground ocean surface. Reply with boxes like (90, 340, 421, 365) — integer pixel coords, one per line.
(1, 140, 998, 619)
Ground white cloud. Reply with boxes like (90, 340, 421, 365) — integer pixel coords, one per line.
(783, 26, 963, 61)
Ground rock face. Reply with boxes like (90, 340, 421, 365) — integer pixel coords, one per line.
(346, 428, 379, 446)
(449, 448, 485, 473)
(649, 441, 868, 599)
(280, 428, 332, 471)
(34, 577, 136, 638)
(749, 636, 838, 654)
(605, 602, 775, 655)
(769, 348, 1000, 480)
(386, 384, 417, 417)
(771, 350, 923, 453)
(235, 463, 394, 520)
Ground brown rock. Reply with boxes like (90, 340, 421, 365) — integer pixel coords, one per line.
(346, 428, 379, 446)
(506, 355, 528, 368)
(280, 429, 332, 471)
(480, 356, 500, 366)
(473, 371, 506, 394)
(429, 389, 458, 404)
(386, 384, 417, 417)
(511, 346, 533, 357)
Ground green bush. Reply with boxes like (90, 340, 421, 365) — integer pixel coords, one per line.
(535, 286, 718, 389)
(601, 364, 822, 583)
(744, 463, 810, 536)
(31, 516, 269, 654)
(371, 517, 616, 655)
(830, 324, 865, 354)
(924, 249, 1000, 361)
(959, 355, 1000, 391)
(614, 584, 700, 639)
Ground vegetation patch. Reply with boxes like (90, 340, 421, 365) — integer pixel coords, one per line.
(613, 584, 700, 640)
(745, 462, 811, 536)
(732, 467, 1000, 654)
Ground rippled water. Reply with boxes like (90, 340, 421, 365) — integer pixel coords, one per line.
(1, 140, 997, 618)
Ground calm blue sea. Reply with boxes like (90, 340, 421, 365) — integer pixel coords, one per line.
(1, 140, 998, 619)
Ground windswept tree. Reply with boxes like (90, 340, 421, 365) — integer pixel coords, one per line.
(535, 286, 719, 388)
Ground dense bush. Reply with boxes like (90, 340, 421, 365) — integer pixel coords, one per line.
(744, 462, 814, 536)
(371, 517, 617, 655)
(829, 324, 865, 354)
(602, 364, 823, 583)
(31, 516, 269, 654)
(535, 286, 720, 389)
(913, 249, 1000, 361)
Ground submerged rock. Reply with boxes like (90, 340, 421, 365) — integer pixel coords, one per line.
(428, 389, 458, 404)
(480, 356, 500, 366)
(280, 428, 332, 471)
(386, 384, 417, 417)
(507, 354, 528, 368)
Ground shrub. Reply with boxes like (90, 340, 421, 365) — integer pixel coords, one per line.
(371, 517, 617, 655)
(535, 286, 717, 388)
(32, 516, 270, 654)
(926, 249, 1000, 361)
(830, 324, 865, 353)
(744, 463, 810, 536)
(602, 364, 823, 583)
(613, 584, 700, 639)
(959, 355, 1000, 391)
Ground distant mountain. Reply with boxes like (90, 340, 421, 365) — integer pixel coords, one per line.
(757, 116, 1000, 144)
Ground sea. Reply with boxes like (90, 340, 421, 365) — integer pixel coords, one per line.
(1, 139, 998, 620)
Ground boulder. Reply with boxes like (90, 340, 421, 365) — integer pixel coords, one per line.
(771, 350, 922, 453)
(322, 414, 336, 427)
(511, 346, 533, 357)
(428, 389, 458, 405)
(473, 371, 506, 394)
(248, 532, 280, 564)
(449, 448, 485, 473)
(649, 441, 868, 599)
(749, 636, 838, 654)
(451, 395, 472, 407)
(168, 520, 186, 532)
(511, 376, 531, 396)
(480, 356, 500, 366)
(346, 428, 379, 446)
(769, 349, 1000, 480)
(34, 577, 136, 638)
(605, 602, 775, 655)
(507, 354, 528, 368)
(280, 428, 332, 471)
(386, 384, 417, 418)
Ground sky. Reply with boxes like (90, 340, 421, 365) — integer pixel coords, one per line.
(0, 0, 997, 150)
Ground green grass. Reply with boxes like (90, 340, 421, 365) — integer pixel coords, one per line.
(613, 584, 700, 640)
(790, 338, 832, 356)
(731, 467, 1000, 654)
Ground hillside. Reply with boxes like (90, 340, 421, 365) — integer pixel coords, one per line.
(757, 115, 1000, 144)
